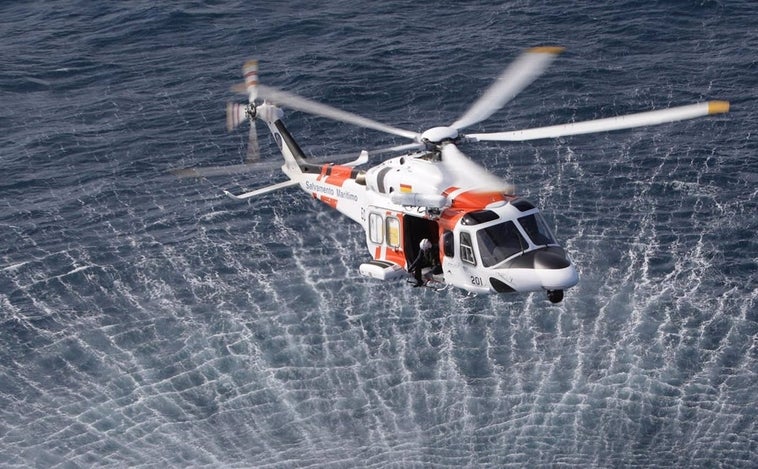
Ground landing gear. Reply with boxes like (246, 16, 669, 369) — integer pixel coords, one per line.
(547, 289, 564, 304)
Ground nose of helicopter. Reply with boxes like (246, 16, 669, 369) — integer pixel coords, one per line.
(536, 261, 579, 290)
(531, 248, 578, 289)
(532, 248, 571, 270)
(503, 247, 579, 290)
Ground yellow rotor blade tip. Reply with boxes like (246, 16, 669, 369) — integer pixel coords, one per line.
(708, 101, 730, 114)
(528, 46, 565, 55)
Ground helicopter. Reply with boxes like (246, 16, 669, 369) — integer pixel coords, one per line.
(180, 47, 729, 303)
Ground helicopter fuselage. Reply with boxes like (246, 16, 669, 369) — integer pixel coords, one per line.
(259, 103, 578, 301)
(218, 51, 727, 303)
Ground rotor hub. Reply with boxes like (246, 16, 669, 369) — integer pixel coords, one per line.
(421, 126, 459, 144)
(245, 103, 257, 121)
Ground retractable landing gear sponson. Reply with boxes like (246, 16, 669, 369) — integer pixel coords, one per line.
(547, 290, 564, 304)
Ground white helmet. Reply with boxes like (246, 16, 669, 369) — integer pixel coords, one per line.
(419, 238, 432, 251)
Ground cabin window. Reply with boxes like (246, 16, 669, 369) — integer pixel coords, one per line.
(518, 213, 556, 247)
(442, 231, 454, 257)
(369, 213, 383, 244)
(386, 216, 401, 248)
(460, 232, 476, 265)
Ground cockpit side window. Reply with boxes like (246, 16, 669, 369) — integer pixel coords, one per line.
(460, 232, 476, 265)
(518, 213, 556, 246)
(477, 221, 527, 267)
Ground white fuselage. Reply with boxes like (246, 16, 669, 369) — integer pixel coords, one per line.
(258, 103, 578, 297)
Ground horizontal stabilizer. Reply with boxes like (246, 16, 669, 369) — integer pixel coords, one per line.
(224, 179, 300, 201)
(347, 150, 369, 167)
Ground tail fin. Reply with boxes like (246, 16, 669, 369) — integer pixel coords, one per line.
(254, 104, 308, 179)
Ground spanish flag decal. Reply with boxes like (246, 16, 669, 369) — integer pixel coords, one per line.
(400, 183, 412, 193)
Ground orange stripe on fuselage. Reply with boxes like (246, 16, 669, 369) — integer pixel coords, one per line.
(450, 190, 509, 210)
(438, 209, 464, 232)
(325, 165, 353, 187)
(372, 242, 406, 267)
(316, 164, 353, 188)
(320, 195, 339, 209)
(385, 248, 406, 267)
(439, 187, 516, 230)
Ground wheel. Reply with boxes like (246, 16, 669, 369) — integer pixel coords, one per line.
(547, 290, 564, 304)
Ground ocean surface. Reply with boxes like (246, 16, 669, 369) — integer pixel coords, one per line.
(1, 1, 755, 467)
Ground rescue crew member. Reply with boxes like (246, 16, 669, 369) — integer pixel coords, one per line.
(408, 238, 441, 287)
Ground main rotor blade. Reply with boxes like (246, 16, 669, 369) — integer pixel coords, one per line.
(441, 143, 514, 193)
(467, 101, 730, 142)
(451, 46, 564, 131)
(314, 142, 424, 162)
(369, 142, 425, 155)
(172, 163, 262, 178)
(257, 84, 420, 141)
(173, 150, 386, 178)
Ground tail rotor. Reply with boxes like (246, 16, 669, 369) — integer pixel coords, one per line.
(173, 61, 265, 178)
(227, 59, 261, 162)
(243, 59, 259, 101)
(226, 102, 248, 132)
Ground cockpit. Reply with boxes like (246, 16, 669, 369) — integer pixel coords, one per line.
(477, 214, 557, 267)
(435, 198, 578, 299)
(456, 200, 561, 269)
(436, 198, 577, 300)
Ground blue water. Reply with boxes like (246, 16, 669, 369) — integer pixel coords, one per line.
(1, 1, 756, 467)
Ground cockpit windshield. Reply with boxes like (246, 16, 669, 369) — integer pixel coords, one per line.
(474, 214, 557, 267)
(518, 213, 556, 246)
(476, 221, 527, 267)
